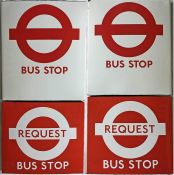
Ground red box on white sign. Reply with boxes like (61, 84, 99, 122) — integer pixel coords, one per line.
(87, 96, 173, 174)
(2, 102, 84, 174)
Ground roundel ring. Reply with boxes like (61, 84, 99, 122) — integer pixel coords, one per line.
(95, 2, 163, 57)
(15, 107, 72, 161)
(9, 4, 79, 63)
(99, 101, 163, 159)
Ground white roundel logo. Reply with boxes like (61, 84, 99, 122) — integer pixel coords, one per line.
(9, 107, 76, 161)
(95, 101, 166, 159)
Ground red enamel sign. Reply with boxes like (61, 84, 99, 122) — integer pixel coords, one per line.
(87, 96, 173, 174)
(2, 102, 84, 174)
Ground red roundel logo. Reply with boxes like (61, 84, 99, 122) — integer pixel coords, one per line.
(95, 2, 163, 57)
(9, 4, 79, 63)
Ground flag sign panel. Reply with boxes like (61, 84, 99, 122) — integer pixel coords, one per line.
(2, 102, 84, 174)
(87, 96, 173, 174)
(2, 1, 87, 101)
(88, 0, 171, 95)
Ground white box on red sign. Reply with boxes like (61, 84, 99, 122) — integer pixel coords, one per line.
(88, 0, 171, 95)
(2, 1, 87, 101)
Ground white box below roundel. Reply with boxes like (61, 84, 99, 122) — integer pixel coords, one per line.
(2, 1, 87, 101)
(88, 0, 171, 95)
